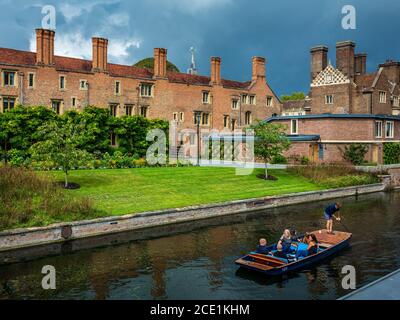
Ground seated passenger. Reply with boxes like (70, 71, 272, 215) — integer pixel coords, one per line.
(256, 238, 270, 254)
(277, 229, 293, 254)
(296, 234, 319, 259)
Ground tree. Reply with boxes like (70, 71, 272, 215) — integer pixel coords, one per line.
(30, 120, 91, 188)
(250, 121, 291, 179)
(280, 92, 306, 102)
(133, 57, 180, 73)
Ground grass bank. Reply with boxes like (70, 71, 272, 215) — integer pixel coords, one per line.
(0, 166, 380, 231)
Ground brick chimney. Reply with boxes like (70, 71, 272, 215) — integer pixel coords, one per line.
(336, 41, 355, 79)
(92, 37, 108, 72)
(35, 28, 55, 66)
(310, 45, 328, 81)
(354, 53, 367, 75)
(210, 57, 221, 85)
(154, 48, 167, 78)
(252, 57, 266, 82)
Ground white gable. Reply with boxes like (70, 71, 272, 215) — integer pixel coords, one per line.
(311, 63, 350, 87)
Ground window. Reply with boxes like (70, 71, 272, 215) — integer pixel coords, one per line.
(241, 94, 248, 104)
(3, 71, 16, 86)
(71, 97, 77, 108)
(325, 95, 333, 104)
(28, 73, 35, 88)
(140, 106, 148, 118)
(51, 100, 61, 114)
(59, 75, 66, 90)
(109, 104, 118, 117)
(110, 132, 117, 147)
(194, 113, 200, 125)
(179, 112, 184, 122)
(2, 97, 15, 112)
(244, 111, 252, 125)
(249, 95, 256, 105)
(115, 81, 121, 95)
(379, 91, 387, 104)
(393, 96, 400, 107)
(79, 80, 88, 90)
(291, 119, 298, 135)
(223, 115, 230, 128)
(385, 121, 394, 138)
(231, 119, 237, 130)
(173, 112, 178, 121)
(125, 104, 133, 116)
(266, 96, 273, 107)
(202, 91, 210, 104)
(202, 112, 210, 125)
(231, 99, 239, 110)
(375, 121, 383, 138)
(140, 83, 153, 97)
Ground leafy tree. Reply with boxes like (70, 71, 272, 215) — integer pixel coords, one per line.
(341, 144, 368, 165)
(280, 92, 306, 102)
(30, 120, 91, 188)
(133, 57, 180, 73)
(250, 121, 291, 179)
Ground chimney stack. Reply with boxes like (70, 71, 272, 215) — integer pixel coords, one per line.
(92, 37, 108, 72)
(252, 57, 266, 82)
(354, 53, 367, 75)
(154, 48, 167, 78)
(210, 57, 221, 85)
(310, 45, 328, 81)
(336, 41, 355, 79)
(35, 28, 55, 66)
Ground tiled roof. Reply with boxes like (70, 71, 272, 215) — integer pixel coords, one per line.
(283, 99, 306, 110)
(265, 113, 400, 122)
(0, 47, 250, 88)
(354, 73, 376, 89)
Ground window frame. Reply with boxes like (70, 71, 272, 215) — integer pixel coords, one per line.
(125, 104, 133, 116)
(291, 119, 299, 135)
(201, 112, 210, 126)
(51, 100, 62, 114)
(109, 104, 118, 117)
(79, 79, 88, 90)
(266, 96, 273, 107)
(325, 94, 333, 104)
(202, 91, 210, 104)
(249, 95, 256, 105)
(385, 121, 394, 139)
(3, 70, 16, 87)
(379, 91, 387, 104)
(244, 111, 252, 125)
(375, 120, 383, 138)
(115, 81, 121, 96)
(28, 72, 35, 89)
(59, 75, 66, 91)
(393, 96, 400, 107)
(140, 83, 153, 97)
(2, 96, 16, 112)
(140, 106, 148, 118)
(71, 96, 77, 108)
(231, 99, 239, 110)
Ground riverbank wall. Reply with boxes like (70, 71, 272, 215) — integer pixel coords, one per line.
(0, 183, 385, 253)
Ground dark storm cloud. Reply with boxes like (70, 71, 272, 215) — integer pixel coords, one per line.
(0, 0, 399, 96)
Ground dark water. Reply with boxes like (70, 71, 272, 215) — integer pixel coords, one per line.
(1, 191, 400, 300)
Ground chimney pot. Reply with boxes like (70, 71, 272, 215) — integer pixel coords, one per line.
(154, 48, 167, 78)
(92, 37, 108, 72)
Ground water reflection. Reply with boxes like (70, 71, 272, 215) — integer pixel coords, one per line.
(0, 191, 400, 300)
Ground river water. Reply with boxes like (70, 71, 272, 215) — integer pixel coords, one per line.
(1, 191, 399, 300)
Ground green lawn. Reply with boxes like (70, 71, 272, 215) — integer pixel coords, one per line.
(48, 167, 324, 216)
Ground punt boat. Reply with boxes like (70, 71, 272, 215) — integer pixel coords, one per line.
(235, 230, 352, 276)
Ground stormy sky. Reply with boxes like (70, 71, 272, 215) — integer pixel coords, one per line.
(0, 0, 399, 96)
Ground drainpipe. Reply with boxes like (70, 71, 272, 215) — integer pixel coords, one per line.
(19, 72, 24, 105)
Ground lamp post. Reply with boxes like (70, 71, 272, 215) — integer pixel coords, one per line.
(195, 111, 201, 166)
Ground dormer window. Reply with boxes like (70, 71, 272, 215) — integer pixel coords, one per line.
(266, 96, 273, 107)
(140, 83, 153, 97)
(393, 96, 399, 107)
(379, 91, 387, 104)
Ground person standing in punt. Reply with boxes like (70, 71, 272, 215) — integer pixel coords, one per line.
(324, 202, 341, 234)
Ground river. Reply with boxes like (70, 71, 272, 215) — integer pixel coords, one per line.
(1, 191, 399, 300)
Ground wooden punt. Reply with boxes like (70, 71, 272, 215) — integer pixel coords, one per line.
(235, 230, 352, 276)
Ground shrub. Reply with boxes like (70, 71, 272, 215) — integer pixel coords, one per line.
(340, 144, 368, 165)
(300, 156, 310, 165)
(271, 155, 288, 164)
(383, 143, 400, 165)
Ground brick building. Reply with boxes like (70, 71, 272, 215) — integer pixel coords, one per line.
(0, 28, 281, 132)
(275, 40, 400, 165)
(283, 41, 400, 116)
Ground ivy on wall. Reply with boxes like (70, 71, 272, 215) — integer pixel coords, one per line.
(383, 142, 400, 165)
